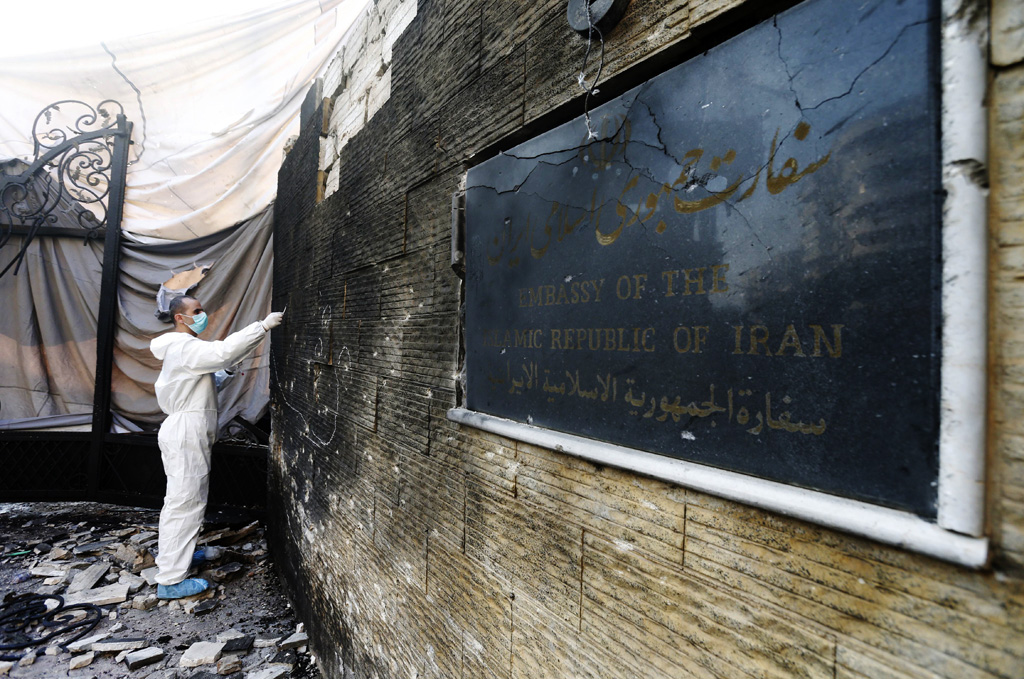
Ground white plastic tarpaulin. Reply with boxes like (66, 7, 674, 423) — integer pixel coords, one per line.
(1, 0, 358, 243)
(0, 0, 363, 430)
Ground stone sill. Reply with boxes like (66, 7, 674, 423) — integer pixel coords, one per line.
(447, 407, 990, 569)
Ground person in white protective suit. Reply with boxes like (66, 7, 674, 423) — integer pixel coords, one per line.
(149, 295, 284, 599)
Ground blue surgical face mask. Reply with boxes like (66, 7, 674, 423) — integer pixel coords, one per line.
(181, 311, 208, 334)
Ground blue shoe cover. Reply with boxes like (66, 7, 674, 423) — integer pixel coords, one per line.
(157, 578, 210, 600)
(191, 545, 224, 568)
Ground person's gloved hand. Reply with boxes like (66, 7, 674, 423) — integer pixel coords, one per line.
(261, 311, 284, 331)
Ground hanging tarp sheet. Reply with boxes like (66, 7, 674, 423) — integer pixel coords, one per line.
(0, 0, 354, 243)
(0, 208, 274, 431)
(114, 208, 275, 430)
(0, 234, 102, 428)
(0, 0, 363, 430)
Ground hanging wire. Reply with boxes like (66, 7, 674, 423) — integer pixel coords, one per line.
(577, 1, 607, 140)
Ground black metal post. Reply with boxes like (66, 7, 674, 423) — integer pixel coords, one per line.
(87, 115, 132, 495)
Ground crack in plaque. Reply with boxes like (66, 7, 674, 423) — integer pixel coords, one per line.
(473, 68, 835, 265)
(776, 16, 930, 113)
(503, 93, 638, 163)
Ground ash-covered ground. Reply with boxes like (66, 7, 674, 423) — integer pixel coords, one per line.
(0, 502, 319, 679)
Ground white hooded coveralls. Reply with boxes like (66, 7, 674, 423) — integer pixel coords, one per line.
(149, 321, 268, 586)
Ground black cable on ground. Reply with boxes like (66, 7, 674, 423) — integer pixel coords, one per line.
(0, 592, 102, 659)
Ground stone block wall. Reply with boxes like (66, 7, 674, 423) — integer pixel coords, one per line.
(271, 1, 1024, 677)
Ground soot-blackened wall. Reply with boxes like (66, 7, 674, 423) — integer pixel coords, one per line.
(271, 1, 1024, 678)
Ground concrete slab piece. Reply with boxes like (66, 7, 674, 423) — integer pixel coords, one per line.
(67, 633, 110, 653)
(217, 655, 243, 674)
(125, 646, 166, 670)
(68, 651, 95, 670)
(179, 640, 226, 667)
(30, 566, 67, 578)
(91, 637, 147, 653)
(67, 562, 110, 593)
(63, 582, 130, 606)
(216, 628, 246, 642)
(278, 631, 308, 650)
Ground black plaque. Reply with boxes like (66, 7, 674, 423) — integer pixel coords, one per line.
(465, 0, 940, 516)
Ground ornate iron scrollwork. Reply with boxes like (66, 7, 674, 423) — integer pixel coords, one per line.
(0, 99, 130, 277)
(0, 592, 102, 658)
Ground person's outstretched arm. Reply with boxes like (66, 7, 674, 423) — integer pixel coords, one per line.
(178, 312, 284, 374)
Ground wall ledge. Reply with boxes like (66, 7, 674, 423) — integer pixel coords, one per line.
(447, 407, 990, 569)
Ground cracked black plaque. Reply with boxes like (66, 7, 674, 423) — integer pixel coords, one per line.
(465, 0, 940, 516)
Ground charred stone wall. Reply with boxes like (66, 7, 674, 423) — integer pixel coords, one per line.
(271, 1, 1024, 677)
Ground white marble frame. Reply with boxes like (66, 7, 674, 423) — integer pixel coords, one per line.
(449, 1, 990, 568)
(936, 0, 989, 540)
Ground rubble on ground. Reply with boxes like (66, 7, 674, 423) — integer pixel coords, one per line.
(0, 502, 318, 678)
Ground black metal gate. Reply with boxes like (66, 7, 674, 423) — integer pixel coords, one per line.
(0, 100, 266, 510)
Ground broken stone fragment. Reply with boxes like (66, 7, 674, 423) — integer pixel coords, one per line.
(68, 651, 95, 670)
(216, 628, 245, 642)
(132, 593, 159, 610)
(67, 632, 110, 653)
(119, 572, 147, 594)
(277, 632, 308, 650)
(246, 667, 289, 679)
(91, 637, 148, 653)
(253, 636, 281, 648)
(181, 589, 216, 614)
(29, 565, 67, 578)
(44, 646, 60, 656)
(64, 582, 130, 606)
(193, 599, 219, 615)
(125, 646, 166, 670)
(141, 566, 160, 585)
(73, 540, 115, 555)
(0, 661, 13, 676)
(268, 649, 297, 670)
(112, 543, 152, 572)
(55, 609, 90, 627)
(129, 531, 157, 544)
(146, 669, 181, 679)
(216, 655, 242, 674)
(221, 635, 254, 654)
(67, 562, 110, 593)
(179, 640, 226, 667)
(209, 561, 244, 582)
(17, 651, 36, 666)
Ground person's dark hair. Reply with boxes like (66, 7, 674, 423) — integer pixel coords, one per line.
(168, 295, 196, 321)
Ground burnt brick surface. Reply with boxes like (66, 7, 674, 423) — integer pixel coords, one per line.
(269, 2, 1024, 679)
